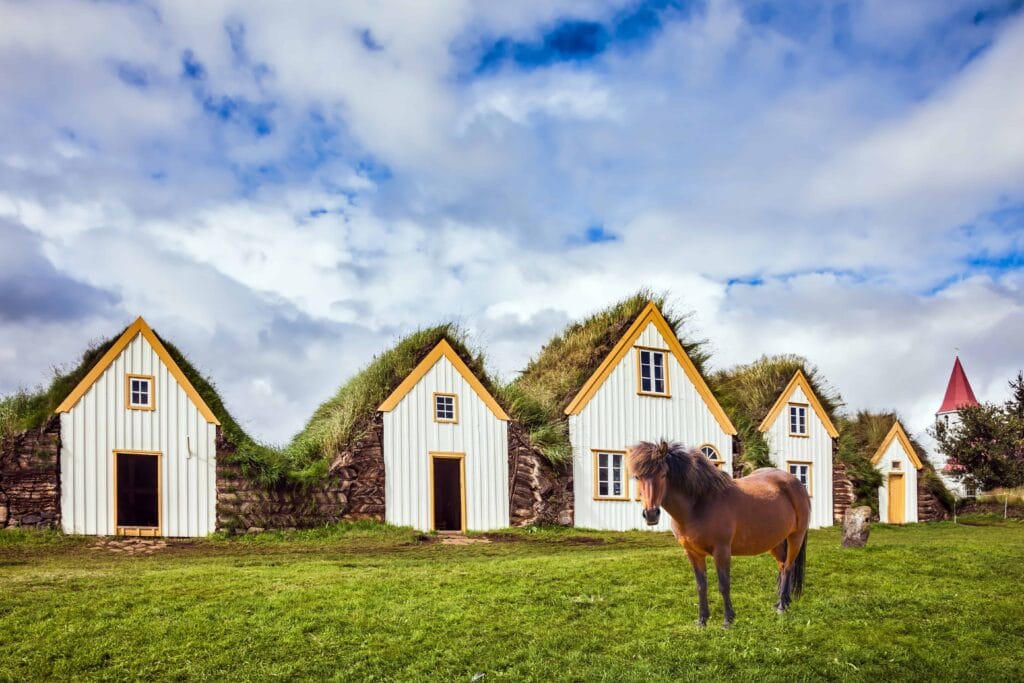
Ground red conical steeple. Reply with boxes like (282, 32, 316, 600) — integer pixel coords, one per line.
(937, 356, 980, 414)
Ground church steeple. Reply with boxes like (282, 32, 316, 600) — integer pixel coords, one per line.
(937, 356, 980, 418)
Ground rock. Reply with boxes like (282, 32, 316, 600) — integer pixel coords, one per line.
(842, 506, 872, 548)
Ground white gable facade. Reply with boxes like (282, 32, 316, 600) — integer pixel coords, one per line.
(568, 318, 735, 531)
(380, 343, 510, 532)
(760, 383, 835, 529)
(874, 425, 920, 524)
(58, 320, 219, 537)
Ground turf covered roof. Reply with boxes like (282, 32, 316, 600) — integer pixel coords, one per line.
(710, 355, 842, 471)
(505, 290, 710, 463)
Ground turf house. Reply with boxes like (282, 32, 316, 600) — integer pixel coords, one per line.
(870, 420, 924, 524)
(755, 370, 839, 528)
(0, 317, 223, 536)
(377, 339, 511, 532)
(509, 294, 737, 531)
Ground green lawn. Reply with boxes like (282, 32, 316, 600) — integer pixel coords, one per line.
(1, 518, 1023, 682)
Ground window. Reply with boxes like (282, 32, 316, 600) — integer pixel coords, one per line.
(700, 444, 724, 470)
(788, 462, 812, 495)
(788, 404, 808, 436)
(433, 393, 457, 423)
(594, 451, 628, 500)
(637, 348, 669, 396)
(126, 374, 154, 410)
(891, 461, 902, 471)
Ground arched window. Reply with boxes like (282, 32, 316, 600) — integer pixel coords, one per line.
(700, 445, 724, 469)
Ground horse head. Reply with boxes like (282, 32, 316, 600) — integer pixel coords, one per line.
(627, 441, 671, 526)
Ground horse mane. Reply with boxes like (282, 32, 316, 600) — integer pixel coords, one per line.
(627, 440, 735, 498)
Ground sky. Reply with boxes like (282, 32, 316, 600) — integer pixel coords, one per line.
(1, 0, 1022, 449)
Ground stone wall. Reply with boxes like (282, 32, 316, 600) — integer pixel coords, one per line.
(832, 462, 855, 524)
(508, 422, 574, 526)
(0, 416, 61, 529)
(215, 416, 386, 533)
(917, 477, 950, 522)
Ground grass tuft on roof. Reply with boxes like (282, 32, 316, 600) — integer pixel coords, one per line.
(506, 289, 709, 463)
(274, 324, 502, 486)
(711, 355, 842, 473)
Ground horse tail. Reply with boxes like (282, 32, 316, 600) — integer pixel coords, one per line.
(790, 533, 808, 598)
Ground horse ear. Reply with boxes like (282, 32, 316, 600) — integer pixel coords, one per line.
(658, 441, 670, 458)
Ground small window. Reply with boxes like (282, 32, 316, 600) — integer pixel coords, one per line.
(433, 393, 457, 423)
(891, 461, 902, 471)
(126, 374, 154, 410)
(594, 451, 627, 500)
(788, 462, 811, 495)
(700, 444, 724, 470)
(637, 348, 669, 396)
(788, 404, 807, 436)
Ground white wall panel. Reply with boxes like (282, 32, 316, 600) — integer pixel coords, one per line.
(382, 355, 509, 532)
(876, 440, 919, 523)
(570, 322, 734, 531)
(60, 334, 217, 537)
(762, 385, 835, 528)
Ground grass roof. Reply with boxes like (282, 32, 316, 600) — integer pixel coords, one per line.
(711, 355, 843, 472)
(837, 410, 953, 512)
(505, 289, 710, 463)
(0, 323, 271, 470)
(270, 324, 502, 486)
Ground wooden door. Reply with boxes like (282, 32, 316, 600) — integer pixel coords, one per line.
(888, 473, 905, 524)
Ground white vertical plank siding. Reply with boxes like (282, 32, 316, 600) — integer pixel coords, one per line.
(382, 355, 509, 532)
(59, 334, 218, 537)
(570, 322, 734, 531)
(876, 440, 919, 523)
(762, 385, 835, 528)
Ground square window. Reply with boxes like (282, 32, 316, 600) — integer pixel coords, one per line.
(434, 394, 457, 423)
(637, 349, 668, 396)
(126, 375, 153, 410)
(788, 463, 811, 495)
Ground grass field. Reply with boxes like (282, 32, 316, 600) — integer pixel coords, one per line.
(2, 518, 1023, 682)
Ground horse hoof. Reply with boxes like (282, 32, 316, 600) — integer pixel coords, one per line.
(723, 621, 733, 630)
(696, 619, 707, 628)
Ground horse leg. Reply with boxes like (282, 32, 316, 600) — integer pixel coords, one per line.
(712, 546, 735, 628)
(686, 550, 710, 628)
(777, 532, 804, 613)
(771, 541, 789, 613)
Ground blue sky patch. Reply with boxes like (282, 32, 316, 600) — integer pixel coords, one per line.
(473, 0, 688, 74)
(360, 28, 383, 51)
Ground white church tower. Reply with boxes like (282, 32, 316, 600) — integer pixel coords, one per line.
(933, 356, 980, 496)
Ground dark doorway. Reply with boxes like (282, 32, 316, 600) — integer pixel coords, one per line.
(116, 452, 159, 530)
(432, 456, 463, 531)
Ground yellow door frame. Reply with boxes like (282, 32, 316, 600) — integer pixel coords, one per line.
(112, 449, 162, 537)
(428, 452, 466, 532)
(888, 473, 905, 524)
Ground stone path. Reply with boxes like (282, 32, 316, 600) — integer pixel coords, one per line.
(89, 538, 171, 556)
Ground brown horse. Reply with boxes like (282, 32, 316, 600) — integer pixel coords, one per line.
(628, 441, 810, 628)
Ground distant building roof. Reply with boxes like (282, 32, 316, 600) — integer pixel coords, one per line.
(937, 356, 980, 414)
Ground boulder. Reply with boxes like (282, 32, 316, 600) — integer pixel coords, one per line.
(842, 506, 872, 548)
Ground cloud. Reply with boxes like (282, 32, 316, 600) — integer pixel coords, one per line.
(0, 218, 120, 322)
(0, 0, 1022, 449)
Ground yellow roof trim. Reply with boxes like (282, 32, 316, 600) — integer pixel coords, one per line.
(757, 369, 840, 438)
(377, 339, 509, 421)
(563, 302, 737, 435)
(870, 421, 924, 470)
(54, 317, 221, 426)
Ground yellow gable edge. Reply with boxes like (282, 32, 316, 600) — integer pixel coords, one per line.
(564, 302, 737, 436)
(377, 339, 509, 421)
(757, 370, 839, 438)
(871, 422, 923, 470)
(54, 316, 221, 426)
